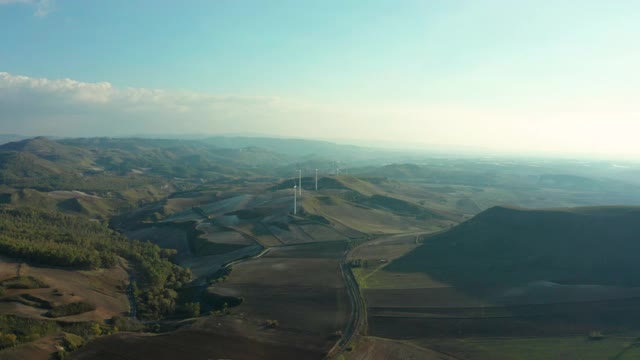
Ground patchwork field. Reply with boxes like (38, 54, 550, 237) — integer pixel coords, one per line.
(358, 272, 640, 359)
(70, 224, 355, 359)
(347, 206, 640, 359)
(210, 241, 350, 355)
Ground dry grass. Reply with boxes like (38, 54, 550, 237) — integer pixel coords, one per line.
(0, 256, 129, 321)
(303, 196, 428, 234)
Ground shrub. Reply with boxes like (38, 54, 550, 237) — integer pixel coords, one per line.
(62, 332, 84, 351)
(184, 302, 200, 318)
(109, 316, 144, 332)
(55, 349, 66, 360)
(0, 332, 17, 349)
(90, 322, 102, 336)
(46, 302, 95, 318)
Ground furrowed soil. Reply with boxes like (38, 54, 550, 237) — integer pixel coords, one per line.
(71, 330, 323, 360)
(346, 336, 457, 360)
(210, 241, 350, 354)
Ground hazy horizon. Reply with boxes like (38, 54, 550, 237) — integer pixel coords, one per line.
(1, 1, 639, 159)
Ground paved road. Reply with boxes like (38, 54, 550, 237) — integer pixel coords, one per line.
(326, 245, 367, 359)
(328, 232, 433, 359)
(338, 253, 366, 352)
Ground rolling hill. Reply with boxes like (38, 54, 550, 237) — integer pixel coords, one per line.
(390, 205, 640, 290)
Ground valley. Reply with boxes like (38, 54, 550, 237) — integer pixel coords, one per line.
(1, 136, 640, 359)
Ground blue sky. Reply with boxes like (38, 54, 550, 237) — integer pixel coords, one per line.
(1, 0, 639, 157)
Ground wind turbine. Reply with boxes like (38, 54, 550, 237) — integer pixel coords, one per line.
(315, 169, 318, 191)
(293, 185, 297, 215)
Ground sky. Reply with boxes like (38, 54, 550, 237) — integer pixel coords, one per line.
(0, 0, 639, 158)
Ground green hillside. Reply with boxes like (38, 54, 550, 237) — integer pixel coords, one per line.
(390, 206, 640, 289)
(0, 136, 92, 166)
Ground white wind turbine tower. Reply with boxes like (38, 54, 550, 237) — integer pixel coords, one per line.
(315, 169, 318, 191)
(293, 185, 297, 215)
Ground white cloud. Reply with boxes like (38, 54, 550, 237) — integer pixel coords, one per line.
(0, 0, 54, 17)
(0, 72, 287, 137)
(0, 72, 276, 108)
(34, 0, 53, 17)
(0, 71, 639, 159)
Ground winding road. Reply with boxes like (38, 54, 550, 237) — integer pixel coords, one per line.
(326, 244, 368, 359)
(328, 232, 431, 359)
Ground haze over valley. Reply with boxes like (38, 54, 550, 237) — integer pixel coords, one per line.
(2, 1, 640, 359)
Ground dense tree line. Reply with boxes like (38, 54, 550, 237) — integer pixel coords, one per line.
(0, 207, 191, 319)
(0, 209, 117, 268)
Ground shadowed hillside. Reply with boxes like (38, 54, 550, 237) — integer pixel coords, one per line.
(390, 206, 640, 290)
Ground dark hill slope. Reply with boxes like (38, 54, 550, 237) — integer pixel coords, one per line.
(61, 137, 290, 172)
(389, 206, 640, 289)
(0, 137, 289, 191)
(0, 137, 92, 166)
(0, 138, 99, 190)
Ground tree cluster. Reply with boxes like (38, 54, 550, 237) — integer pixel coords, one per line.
(0, 207, 191, 319)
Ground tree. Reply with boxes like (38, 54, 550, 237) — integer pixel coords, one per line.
(90, 322, 102, 336)
(0, 333, 17, 349)
(185, 302, 200, 318)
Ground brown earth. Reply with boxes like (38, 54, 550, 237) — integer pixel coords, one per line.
(347, 336, 457, 360)
(0, 256, 129, 321)
(71, 329, 322, 360)
(0, 334, 63, 360)
(368, 296, 640, 339)
(209, 242, 351, 353)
